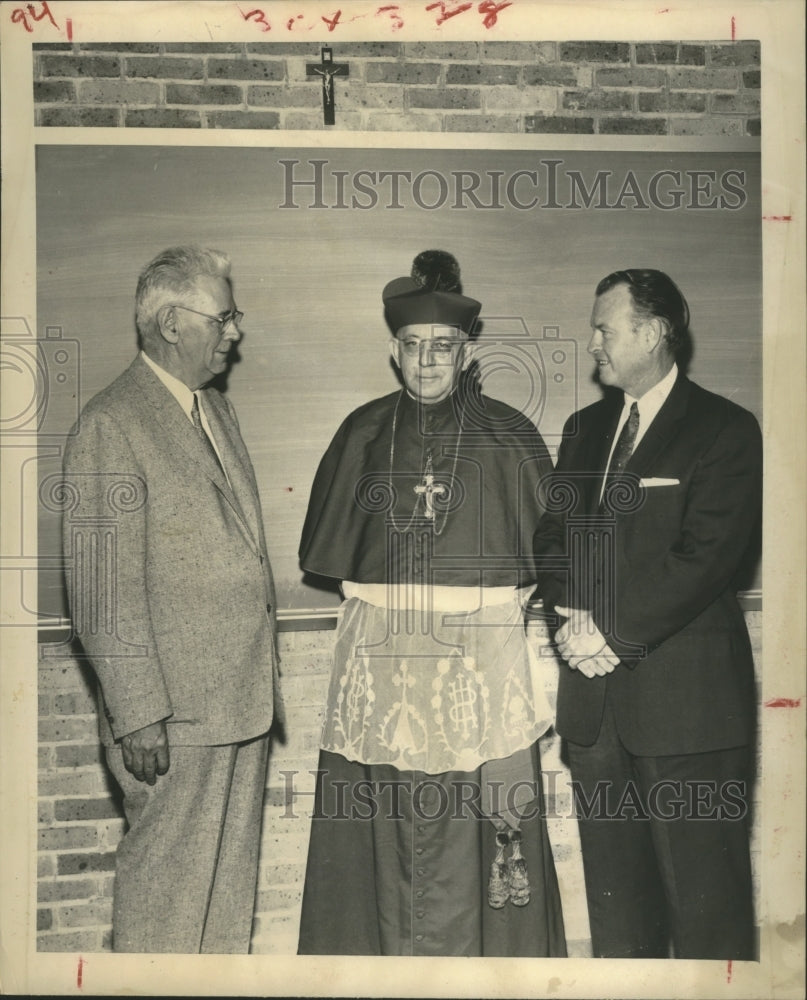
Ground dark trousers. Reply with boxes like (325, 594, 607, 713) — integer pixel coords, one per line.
(566, 698, 755, 960)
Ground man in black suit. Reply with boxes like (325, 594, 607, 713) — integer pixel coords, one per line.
(535, 269, 761, 959)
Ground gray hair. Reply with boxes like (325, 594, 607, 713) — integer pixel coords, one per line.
(135, 246, 231, 341)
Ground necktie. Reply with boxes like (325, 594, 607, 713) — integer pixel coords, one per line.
(601, 401, 639, 505)
(191, 393, 225, 475)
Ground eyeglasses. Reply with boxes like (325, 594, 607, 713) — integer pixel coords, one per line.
(173, 304, 244, 333)
(398, 337, 464, 358)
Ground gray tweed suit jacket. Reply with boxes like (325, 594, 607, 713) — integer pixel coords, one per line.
(63, 355, 280, 747)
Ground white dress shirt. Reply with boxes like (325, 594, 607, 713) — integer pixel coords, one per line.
(140, 351, 228, 476)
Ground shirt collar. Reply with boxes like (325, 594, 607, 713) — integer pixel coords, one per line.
(140, 350, 196, 421)
(624, 362, 678, 424)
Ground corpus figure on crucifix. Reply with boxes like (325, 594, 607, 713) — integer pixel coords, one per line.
(297, 251, 567, 957)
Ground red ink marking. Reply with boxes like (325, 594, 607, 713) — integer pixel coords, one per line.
(287, 13, 304, 30)
(478, 0, 512, 28)
(731, 15, 736, 40)
(727, 959, 732, 983)
(426, 0, 473, 26)
(764, 696, 801, 707)
(322, 9, 342, 31)
(376, 4, 404, 29)
(761, 215, 793, 222)
(77, 956, 84, 988)
(66, 16, 72, 40)
(241, 7, 271, 32)
(10, 0, 58, 32)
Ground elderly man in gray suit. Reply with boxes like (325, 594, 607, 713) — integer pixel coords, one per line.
(62, 246, 281, 953)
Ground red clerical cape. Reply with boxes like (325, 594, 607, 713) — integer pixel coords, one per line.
(299, 380, 552, 588)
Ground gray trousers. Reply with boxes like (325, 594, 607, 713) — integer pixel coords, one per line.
(106, 734, 270, 953)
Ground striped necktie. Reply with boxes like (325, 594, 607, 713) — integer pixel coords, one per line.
(191, 393, 225, 475)
(601, 401, 639, 507)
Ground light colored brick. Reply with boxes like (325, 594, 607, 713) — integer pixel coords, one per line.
(484, 86, 555, 114)
(206, 111, 280, 130)
(559, 42, 629, 63)
(124, 56, 204, 80)
(367, 63, 441, 86)
(596, 68, 664, 88)
(708, 42, 760, 66)
(92, 820, 125, 852)
(56, 899, 113, 928)
(405, 42, 479, 61)
(208, 58, 285, 82)
(483, 41, 556, 62)
(38, 826, 98, 851)
(57, 851, 116, 876)
(247, 85, 320, 109)
(38, 717, 98, 743)
(39, 55, 121, 78)
(39, 662, 91, 692)
(563, 90, 633, 112)
(54, 797, 120, 822)
(53, 690, 97, 715)
(37, 929, 104, 952)
(261, 862, 306, 886)
(34, 80, 76, 103)
(710, 92, 760, 114)
(78, 81, 160, 105)
(40, 771, 100, 798)
(524, 114, 595, 135)
(166, 84, 243, 106)
(54, 744, 104, 768)
(670, 116, 745, 136)
(407, 87, 480, 111)
(445, 64, 519, 87)
(668, 68, 738, 90)
(639, 91, 707, 114)
(38, 877, 96, 903)
(285, 110, 365, 130)
(125, 109, 201, 128)
(255, 886, 301, 913)
(445, 114, 520, 133)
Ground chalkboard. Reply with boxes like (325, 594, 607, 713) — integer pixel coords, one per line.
(35, 142, 761, 614)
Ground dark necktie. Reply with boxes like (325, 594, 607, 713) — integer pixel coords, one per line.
(191, 393, 225, 475)
(601, 401, 639, 504)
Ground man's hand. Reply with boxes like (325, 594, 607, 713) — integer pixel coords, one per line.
(555, 607, 620, 677)
(120, 720, 170, 785)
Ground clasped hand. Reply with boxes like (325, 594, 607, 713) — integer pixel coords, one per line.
(120, 719, 170, 785)
(554, 606, 620, 678)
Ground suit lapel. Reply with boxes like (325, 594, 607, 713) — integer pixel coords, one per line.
(625, 373, 690, 479)
(201, 391, 263, 550)
(128, 358, 260, 555)
(583, 395, 623, 515)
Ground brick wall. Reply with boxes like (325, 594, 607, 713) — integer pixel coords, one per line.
(32, 41, 760, 135)
(37, 612, 762, 955)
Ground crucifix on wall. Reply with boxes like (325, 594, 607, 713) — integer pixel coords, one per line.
(306, 47, 349, 126)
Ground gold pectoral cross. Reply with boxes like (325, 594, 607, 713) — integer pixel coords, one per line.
(414, 455, 447, 520)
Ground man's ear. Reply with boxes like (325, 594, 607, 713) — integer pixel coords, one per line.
(642, 316, 665, 354)
(389, 337, 401, 367)
(157, 304, 179, 344)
